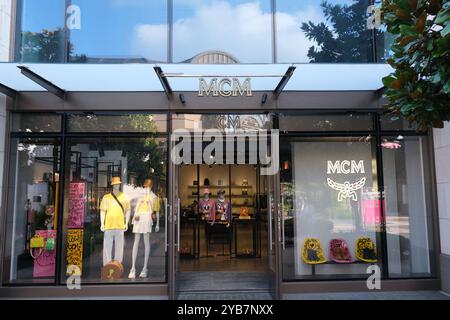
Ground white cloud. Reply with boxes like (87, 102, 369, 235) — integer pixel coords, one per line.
(133, 24, 167, 62)
(276, 6, 324, 62)
(132, 0, 324, 63)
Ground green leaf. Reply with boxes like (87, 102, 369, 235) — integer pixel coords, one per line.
(382, 76, 396, 88)
(443, 79, 450, 94)
(441, 23, 450, 37)
(435, 11, 450, 25)
(399, 24, 418, 36)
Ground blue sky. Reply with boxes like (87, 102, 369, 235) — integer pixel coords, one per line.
(21, 0, 362, 62)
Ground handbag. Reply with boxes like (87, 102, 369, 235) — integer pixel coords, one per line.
(30, 235, 45, 248)
(45, 237, 55, 251)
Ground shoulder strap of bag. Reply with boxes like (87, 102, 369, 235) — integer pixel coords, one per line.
(111, 192, 125, 214)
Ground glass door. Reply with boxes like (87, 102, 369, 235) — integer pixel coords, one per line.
(266, 138, 281, 299)
(168, 129, 181, 299)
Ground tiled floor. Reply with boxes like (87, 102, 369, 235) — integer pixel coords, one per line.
(177, 291, 450, 300)
(283, 291, 450, 300)
(176, 272, 450, 300)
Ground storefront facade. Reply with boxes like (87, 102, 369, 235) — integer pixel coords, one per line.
(0, 0, 445, 299)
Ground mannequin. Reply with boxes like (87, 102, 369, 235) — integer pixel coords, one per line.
(215, 189, 231, 227)
(198, 188, 215, 225)
(100, 176, 131, 266)
(128, 178, 160, 279)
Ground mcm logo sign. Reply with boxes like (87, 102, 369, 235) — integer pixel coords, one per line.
(326, 160, 366, 202)
(198, 78, 252, 97)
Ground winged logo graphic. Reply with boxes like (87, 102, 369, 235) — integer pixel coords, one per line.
(327, 177, 366, 202)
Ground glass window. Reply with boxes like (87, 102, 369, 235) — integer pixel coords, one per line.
(172, 114, 272, 132)
(68, 0, 167, 63)
(68, 113, 167, 133)
(16, 0, 66, 62)
(11, 113, 62, 133)
(61, 137, 168, 284)
(281, 137, 382, 280)
(276, 0, 375, 63)
(173, 0, 272, 63)
(279, 113, 373, 132)
(3, 138, 60, 284)
(380, 114, 418, 132)
(374, 0, 394, 62)
(382, 136, 435, 278)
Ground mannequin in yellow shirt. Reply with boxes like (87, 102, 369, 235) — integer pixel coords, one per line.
(100, 177, 131, 267)
(128, 178, 160, 279)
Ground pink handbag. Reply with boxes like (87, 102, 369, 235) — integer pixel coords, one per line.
(33, 230, 57, 278)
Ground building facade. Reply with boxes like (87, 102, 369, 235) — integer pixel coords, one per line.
(0, 0, 448, 299)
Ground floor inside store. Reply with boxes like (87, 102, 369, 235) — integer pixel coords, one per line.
(177, 163, 272, 291)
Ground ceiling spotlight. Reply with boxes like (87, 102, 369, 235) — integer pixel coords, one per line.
(261, 93, 268, 105)
(179, 93, 186, 104)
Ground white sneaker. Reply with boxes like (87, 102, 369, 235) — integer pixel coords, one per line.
(139, 268, 148, 278)
(128, 268, 136, 279)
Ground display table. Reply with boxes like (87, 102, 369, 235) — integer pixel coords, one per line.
(204, 220, 232, 257)
(308, 260, 377, 276)
(233, 218, 257, 258)
(180, 217, 199, 259)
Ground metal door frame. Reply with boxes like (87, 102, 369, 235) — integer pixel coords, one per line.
(167, 113, 282, 300)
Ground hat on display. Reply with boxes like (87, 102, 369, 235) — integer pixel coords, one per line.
(301, 238, 327, 265)
(329, 238, 354, 263)
(356, 237, 378, 263)
(110, 176, 122, 186)
(204, 188, 211, 195)
(101, 260, 124, 280)
(143, 179, 153, 188)
(217, 189, 225, 195)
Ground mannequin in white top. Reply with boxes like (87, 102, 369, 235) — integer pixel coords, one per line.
(128, 179, 160, 279)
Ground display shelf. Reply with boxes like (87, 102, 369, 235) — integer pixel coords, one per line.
(187, 185, 253, 188)
(188, 195, 254, 199)
(308, 260, 377, 276)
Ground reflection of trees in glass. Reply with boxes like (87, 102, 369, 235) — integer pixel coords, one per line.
(301, 0, 375, 62)
(69, 114, 159, 133)
(20, 28, 67, 62)
(123, 137, 167, 185)
(75, 115, 166, 185)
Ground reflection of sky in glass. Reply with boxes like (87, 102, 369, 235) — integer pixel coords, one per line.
(21, 0, 65, 31)
(276, 0, 372, 62)
(173, 0, 272, 62)
(20, 0, 376, 63)
(69, 0, 167, 61)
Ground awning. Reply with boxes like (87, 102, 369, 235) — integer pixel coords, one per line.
(0, 62, 393, 100)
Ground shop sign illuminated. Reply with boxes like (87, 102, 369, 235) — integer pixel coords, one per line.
(198, 77, 252, 97)
(326, 160, 366, 201)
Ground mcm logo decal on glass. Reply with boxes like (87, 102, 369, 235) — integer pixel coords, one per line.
(326, 160, 366, 202)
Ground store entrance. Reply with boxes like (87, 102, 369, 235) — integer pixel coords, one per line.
(175, 164, 272, 295)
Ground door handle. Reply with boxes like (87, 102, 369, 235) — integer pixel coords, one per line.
(164, 198, 168, 253)
(177, 198, 181, 252)
(268, 195, 273, 249)
(279, 203, 285, 250)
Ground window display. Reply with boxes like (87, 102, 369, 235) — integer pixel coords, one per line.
(129, 179, 161, 279)
(3, 138, 60, 284)
(100, 176, 131, 268)
(62, 137, 168, 284)
(281, 137, 382, 280)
